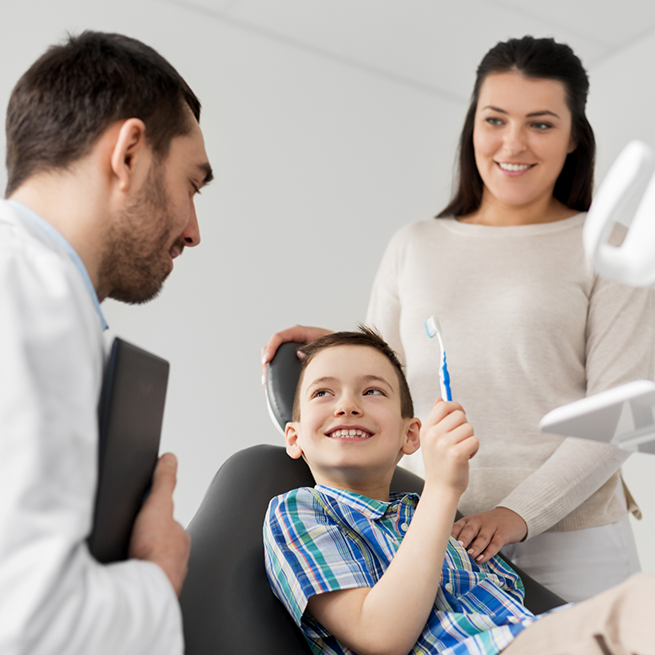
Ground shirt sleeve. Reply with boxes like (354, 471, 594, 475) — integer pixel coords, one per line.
(498, 274, 655, 537)
(0, 240, 182, 655)
(264, 488, 374, 626)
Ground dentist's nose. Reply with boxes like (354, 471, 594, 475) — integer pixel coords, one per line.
(182, 203, 201, 247)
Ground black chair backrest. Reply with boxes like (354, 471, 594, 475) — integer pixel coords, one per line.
(180, 445, 314, 655)
(180, 444, 431, 655)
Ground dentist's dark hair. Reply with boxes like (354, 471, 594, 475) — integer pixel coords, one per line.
(438, 35, 594, 218)
(5, 30, 201, 196)
(291, 325, 414, 421)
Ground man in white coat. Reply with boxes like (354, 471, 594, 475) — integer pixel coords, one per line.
(0, 32, 213, 654)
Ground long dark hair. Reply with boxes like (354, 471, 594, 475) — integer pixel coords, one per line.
(438, 36, 595, 218)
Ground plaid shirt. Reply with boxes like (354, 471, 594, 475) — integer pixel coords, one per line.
(264, 485, 539, 655)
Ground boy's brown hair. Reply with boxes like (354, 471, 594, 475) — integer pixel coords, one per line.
(291, 326, 414, 421)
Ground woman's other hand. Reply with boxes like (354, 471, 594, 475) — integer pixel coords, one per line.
(261, 325, 332, 383)
(451, 507, 527, 564)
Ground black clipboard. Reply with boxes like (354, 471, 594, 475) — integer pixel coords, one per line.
(87, 337, 170, 563)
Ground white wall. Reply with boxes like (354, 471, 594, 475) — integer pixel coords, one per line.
(0, 0, 467, 530)
(2, 1, 655, 575)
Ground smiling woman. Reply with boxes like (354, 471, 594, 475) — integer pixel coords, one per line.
(365, 35, 654, 602)
(470, 73, 576, 222)
(439, 35, 594, 222)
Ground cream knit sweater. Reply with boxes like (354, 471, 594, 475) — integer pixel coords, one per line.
(366, 215, 655, 537)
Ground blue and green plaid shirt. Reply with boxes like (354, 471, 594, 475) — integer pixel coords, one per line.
(264, 485, 538, 655)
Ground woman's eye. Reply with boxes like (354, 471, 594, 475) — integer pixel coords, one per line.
(531, 122, 552, 131)
(485, 117, 503, 126)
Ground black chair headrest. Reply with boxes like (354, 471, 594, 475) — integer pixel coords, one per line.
(265, 341, 304, 433)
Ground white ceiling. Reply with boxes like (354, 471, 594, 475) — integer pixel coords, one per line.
(157, 0, 655, 106)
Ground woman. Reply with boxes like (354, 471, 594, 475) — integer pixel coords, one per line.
(263, 36, 654, 602)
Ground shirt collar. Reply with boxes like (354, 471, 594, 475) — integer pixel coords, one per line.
(315, 484, 419, 519)
(7, 200, 108, 331)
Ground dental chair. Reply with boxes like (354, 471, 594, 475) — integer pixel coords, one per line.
(179, 343, 566, 655)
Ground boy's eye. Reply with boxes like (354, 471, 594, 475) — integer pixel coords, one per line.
(312, 389, 332, 398)
(363, 388, 385, 396)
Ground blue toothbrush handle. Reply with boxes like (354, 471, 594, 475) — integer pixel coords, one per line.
(441, 352, 452, 401)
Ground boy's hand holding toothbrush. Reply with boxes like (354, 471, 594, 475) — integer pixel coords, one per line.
(420, 399, 478, 500)
(424, 314, 527, 564)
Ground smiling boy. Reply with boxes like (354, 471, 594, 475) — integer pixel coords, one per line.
(264, 328, 654, 655)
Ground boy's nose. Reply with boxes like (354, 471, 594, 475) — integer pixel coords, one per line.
(335, 398, 361, 416)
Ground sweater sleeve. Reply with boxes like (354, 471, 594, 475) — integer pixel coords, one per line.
(498, 275, 655, 537)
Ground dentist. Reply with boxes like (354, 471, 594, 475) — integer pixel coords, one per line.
(0, 31, 213, 654)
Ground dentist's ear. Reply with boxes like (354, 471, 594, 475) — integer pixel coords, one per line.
(402, 418, 422, 456)
(110, 118, 149, 192)
(285, 423, 304, 460)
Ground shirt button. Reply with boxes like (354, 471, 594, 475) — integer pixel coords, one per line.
(508, 617, 519, 624)
(391, 504, 399, 512)
(400, 522, 409, 531)
(445, 583, 454, 593)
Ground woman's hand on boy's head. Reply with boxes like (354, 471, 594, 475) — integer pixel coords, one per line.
(451, 508, 528, 565)
(420, 399, 479, 497)
(261, 324, 332, 383)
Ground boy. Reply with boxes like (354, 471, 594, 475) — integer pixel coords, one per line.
(264, 327, 653, 655)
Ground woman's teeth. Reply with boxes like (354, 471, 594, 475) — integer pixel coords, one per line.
(329, 429, 370, 439)
(498, 162, 532, 171)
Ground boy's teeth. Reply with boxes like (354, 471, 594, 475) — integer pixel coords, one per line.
(330, 429, 369, 438)
(499, 162, 531, 171)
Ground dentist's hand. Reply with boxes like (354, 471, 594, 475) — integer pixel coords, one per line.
(129, 453, 191, 595)
(451, 508, 527, 565)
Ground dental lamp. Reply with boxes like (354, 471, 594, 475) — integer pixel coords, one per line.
(540, 141, 655, 454)
(585, 140, 655, 287)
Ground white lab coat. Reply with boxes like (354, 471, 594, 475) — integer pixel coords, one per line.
(0, 200, 183, 654)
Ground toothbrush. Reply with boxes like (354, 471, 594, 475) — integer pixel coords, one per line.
(425, 315, 452, 401)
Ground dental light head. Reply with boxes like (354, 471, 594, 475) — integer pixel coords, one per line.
(584, 140, 655, 287)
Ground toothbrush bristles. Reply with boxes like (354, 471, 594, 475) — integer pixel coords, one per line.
(425, 315, 441, 338)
